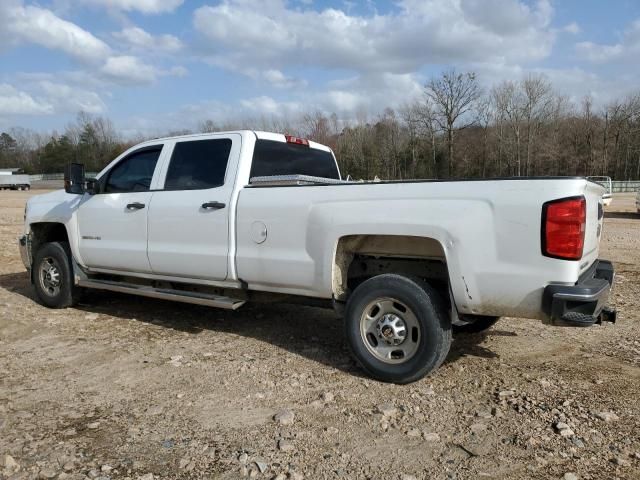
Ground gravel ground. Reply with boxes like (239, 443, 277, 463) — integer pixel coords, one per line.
(1, 190, 639, 480)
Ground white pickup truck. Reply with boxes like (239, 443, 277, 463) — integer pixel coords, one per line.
(19, 131, 616, 383)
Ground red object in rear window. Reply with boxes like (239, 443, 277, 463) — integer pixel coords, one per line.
(285, 135, 309, 146)
(542, 196, 586, 260)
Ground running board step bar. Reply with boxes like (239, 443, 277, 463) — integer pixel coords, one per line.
(77, 279, 246, 310)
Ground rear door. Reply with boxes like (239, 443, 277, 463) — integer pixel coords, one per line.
(77, 145, 164, 273)
(146, 134, 241, 280)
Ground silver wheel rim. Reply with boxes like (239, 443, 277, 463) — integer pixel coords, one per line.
(38, 256, 62, 297)
(359, 297, 421, 364)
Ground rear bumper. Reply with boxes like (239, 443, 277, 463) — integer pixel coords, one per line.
(542, 259, 616, 326)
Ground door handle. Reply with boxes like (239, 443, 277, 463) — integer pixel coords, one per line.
(201, 201, 226, 210)
(126, 202, 145, 210)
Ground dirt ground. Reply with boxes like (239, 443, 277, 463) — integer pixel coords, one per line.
(1, 190, 639, 480)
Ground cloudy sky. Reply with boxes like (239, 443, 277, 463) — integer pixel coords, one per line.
(0, 0, 639, 136)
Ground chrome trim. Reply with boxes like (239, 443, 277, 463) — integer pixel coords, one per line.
(77, 278, 246, 310)
(250, 174, 346, 186)
(83, 267, 243, 289)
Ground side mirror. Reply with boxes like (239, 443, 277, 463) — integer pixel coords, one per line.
(85, 178, 100, 195)
(64, 163, 86, 195)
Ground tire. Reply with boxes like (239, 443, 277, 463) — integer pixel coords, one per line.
(33, 241, 81, 308)
(344, 274, 452, 384)
(453, 315, 500, 334)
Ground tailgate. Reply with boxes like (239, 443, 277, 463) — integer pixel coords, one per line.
(581, 180, 605, 272)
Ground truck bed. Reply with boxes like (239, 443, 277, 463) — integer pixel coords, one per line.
(236, 176, 605, 320)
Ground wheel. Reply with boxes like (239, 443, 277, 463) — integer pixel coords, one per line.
(33, 241, 81, 308)
(453, 315, 500, 333)
(344, 274, 452, 384)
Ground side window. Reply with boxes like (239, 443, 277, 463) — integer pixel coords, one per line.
(164, 138, 232, 190)
(104, 147, 161, 193)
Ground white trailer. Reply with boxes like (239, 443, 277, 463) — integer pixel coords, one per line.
(0, 169, 30, 190)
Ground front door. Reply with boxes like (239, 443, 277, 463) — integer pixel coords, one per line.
(76, 145, 163, 273)
(147, 135, 239, 280)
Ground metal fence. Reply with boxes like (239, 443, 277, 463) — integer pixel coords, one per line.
(611, 181, 640, 193)
(29, 173, 99, 182)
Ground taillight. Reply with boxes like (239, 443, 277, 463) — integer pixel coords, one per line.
(285, 134, 309, 146)
(542, 196, 586, 260)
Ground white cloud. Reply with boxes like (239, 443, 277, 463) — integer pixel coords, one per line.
(234, 72, 422, 119)
(197, 61, 306, 89)
(0, 3, 187, 95)
(240, 95, 302, 115)
(1, 3, 111, 63)
(577, 42, 624, 63)
(0, 79, 107, 120)
(322, 72, 423, 114)
(100, 56, 160, 85)
(37, 81, 105, 114)
(169, 66, 188, 77)
(563, 22, 581, 35)
(189, 0, 557, 121)
(100, 55, 187, 85)
(193, 0, 555, 74)
(113, 27, 183, 53)
(78, 0, 184, 14)
(118, 70, 424, 132)
(262, 69, 305, 89)
(459, 0, 551, 36)
(0, 84, 53, 115)
(577, 18, 640, 63)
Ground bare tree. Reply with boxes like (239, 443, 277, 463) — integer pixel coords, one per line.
(415, 99, 439, 178)
(581, 95, 596, 175)
(425, 69, 481, 177)
(302, 111, 333, 145)
(521, 74, 553, 175)
(399, 103, 421, 177)
(493, 81, 525, 175)
(476, 97, 494, 177)
(199, 119, 219, 133)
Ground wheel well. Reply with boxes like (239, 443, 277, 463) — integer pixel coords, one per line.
(333, 235, 449, 302)
(31, 222, 69, 255)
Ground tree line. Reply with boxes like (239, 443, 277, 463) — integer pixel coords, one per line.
(0, 113, 128, 174)
(2, 70, 640, 180)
